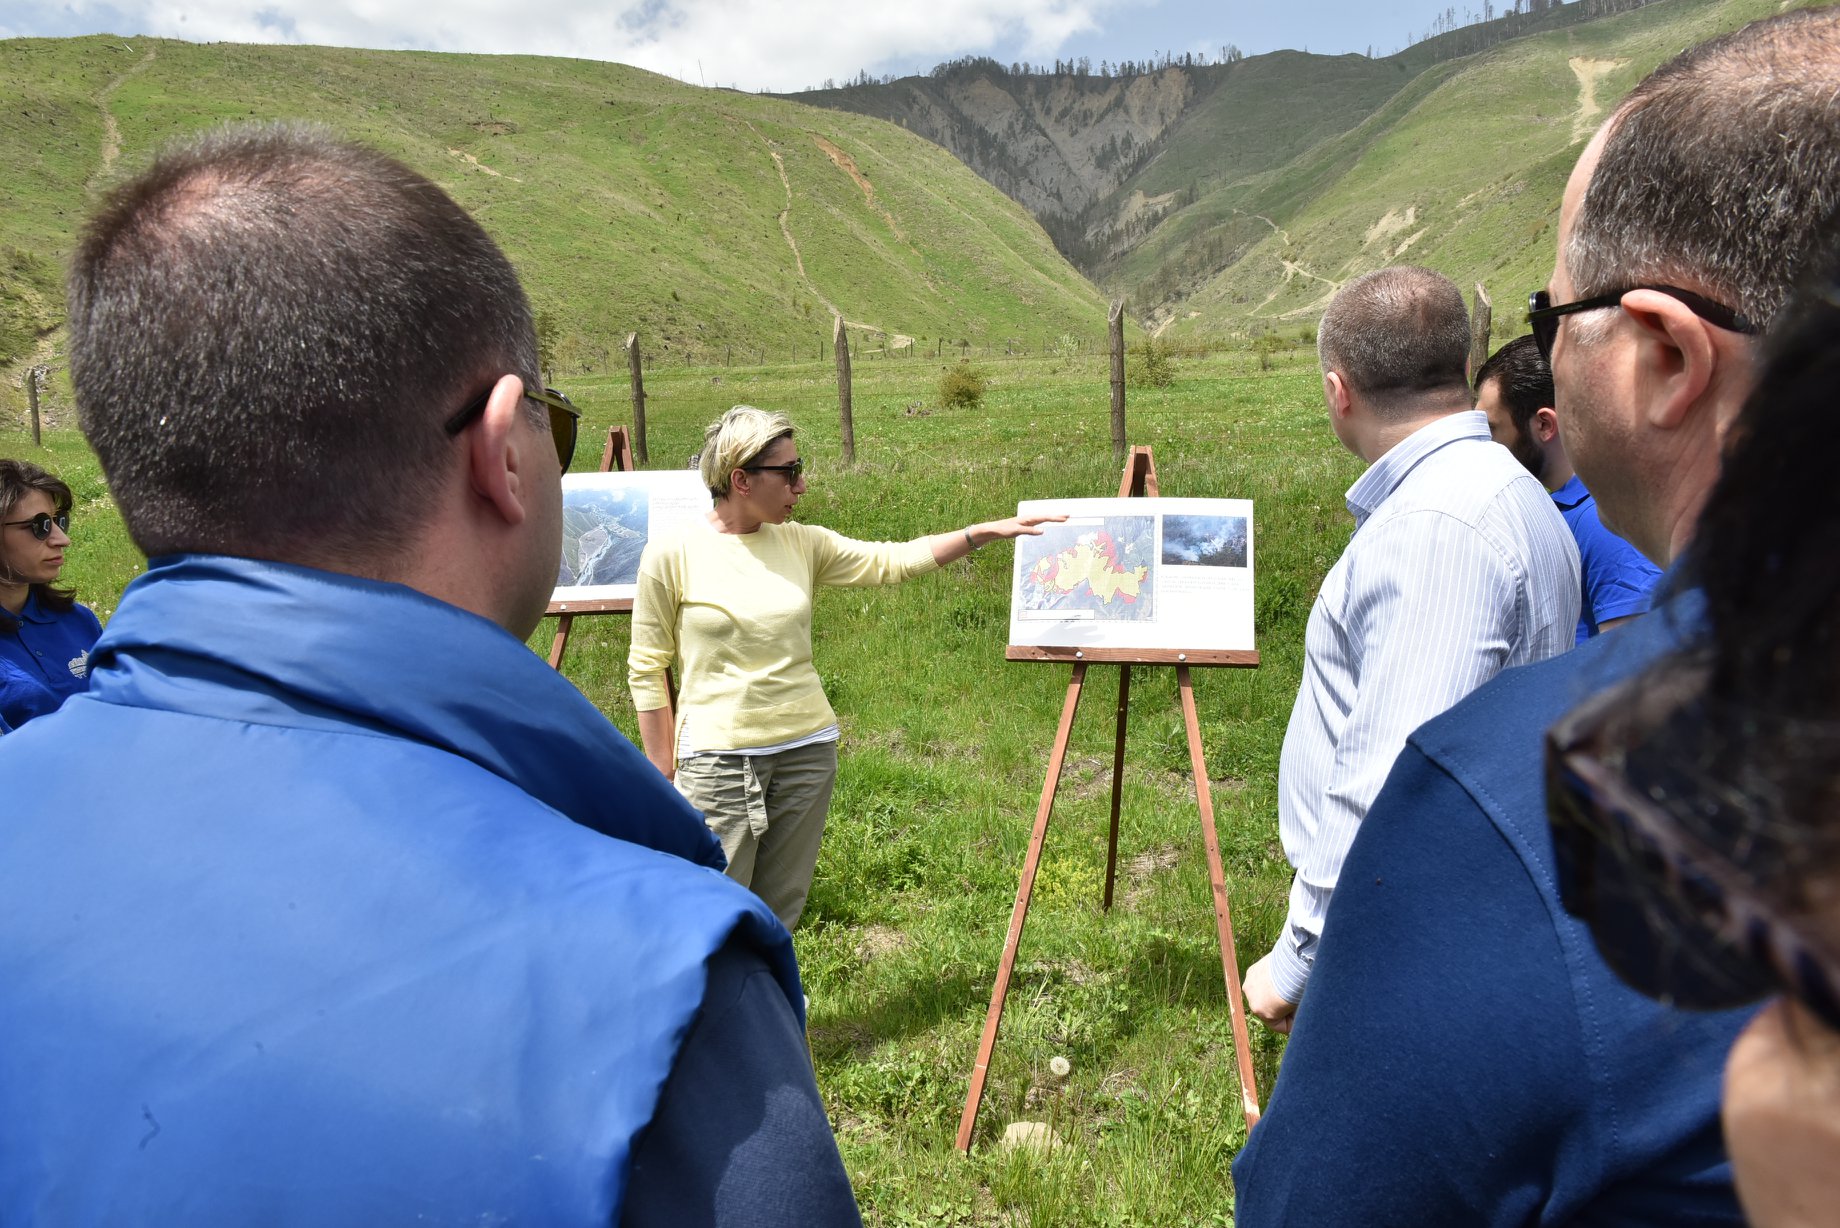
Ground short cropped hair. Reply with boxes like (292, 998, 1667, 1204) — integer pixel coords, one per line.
(1473, 335, 1554, 437)
(1317, 266, 1472, 415)
(699, 406, 793, 498)
(67, 122, 540, 566)
(0, 459, 77, 622)
(1568, 6, 1840, 329)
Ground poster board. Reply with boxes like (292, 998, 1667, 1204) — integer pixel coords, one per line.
(1007, 497, 1255, 656)
(552, 469, 711, 606)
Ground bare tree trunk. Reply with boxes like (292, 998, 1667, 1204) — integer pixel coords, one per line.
(625, 332, 649, 465)
(1469, 284, 1494, 383)
(833, 315, 855, 465)
(1109, 300, 1126, 459)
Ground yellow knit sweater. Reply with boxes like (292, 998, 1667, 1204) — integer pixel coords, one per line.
(628, 519, 939, 755)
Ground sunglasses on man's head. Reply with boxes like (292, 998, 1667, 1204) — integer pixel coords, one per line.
(1544, 662, 1840, 1034)
(444, 383, 581, 473)
(3, 512, 70, 541)
(1526, 285, 1761, 363)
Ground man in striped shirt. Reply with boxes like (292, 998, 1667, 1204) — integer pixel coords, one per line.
(1241, 266, 1579, 1034)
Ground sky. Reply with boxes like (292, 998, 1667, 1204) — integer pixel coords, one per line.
(1, 1, 1474, 93)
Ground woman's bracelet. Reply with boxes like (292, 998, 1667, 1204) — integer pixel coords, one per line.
(964, 528, 978, 551)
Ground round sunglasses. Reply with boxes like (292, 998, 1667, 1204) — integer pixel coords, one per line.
(3, 512, 70, 542)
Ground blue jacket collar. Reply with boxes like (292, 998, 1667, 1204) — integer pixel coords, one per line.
(91, 554, 725, 869)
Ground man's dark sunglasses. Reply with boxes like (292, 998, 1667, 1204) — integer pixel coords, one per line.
(744, 459, 804, 480)
(1544, 663, 1840, 1034)
(1527, 285, 1760, 363)
(4, 512, 70, 541)
(444, 383, 581, 473)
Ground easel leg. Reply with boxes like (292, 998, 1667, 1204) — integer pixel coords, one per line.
(957, 663, 1088, 1152)
(546, 614, 575, 671)
(1102, 664, 1131, 911)
(1176, 665, 1262, 1128)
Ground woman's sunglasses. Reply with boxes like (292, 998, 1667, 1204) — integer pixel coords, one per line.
(743, 459, 804, 480)
(443, 383, 581, 473)
(1544, 660, 1840, 1034)
(3, 512, 70, 542)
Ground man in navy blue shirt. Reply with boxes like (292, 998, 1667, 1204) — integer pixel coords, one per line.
(1233, 9, 1840, 1224)
(1476, 334, 1661, 643)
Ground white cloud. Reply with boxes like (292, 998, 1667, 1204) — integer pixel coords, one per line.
(10, 0, 1144, 91)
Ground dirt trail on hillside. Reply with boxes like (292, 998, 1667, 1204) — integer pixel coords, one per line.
(1244, 211, 1291, 245)
(91, 43, 158, 192)
(812, 136, 906, 241)
(735, 118, 909, 350)
(1570, 57, 1626, 145)
(446, 147, 523, 182)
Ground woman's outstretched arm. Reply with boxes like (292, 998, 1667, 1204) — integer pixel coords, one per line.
(926, 513, 1066, 566)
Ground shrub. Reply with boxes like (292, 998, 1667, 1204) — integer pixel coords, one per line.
(1251, 332, 1287, 371)
(938, 362, 989, 409)
(1129, 337, 1175, 388)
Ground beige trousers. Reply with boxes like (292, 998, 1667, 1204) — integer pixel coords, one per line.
(674, 740, 838, 930)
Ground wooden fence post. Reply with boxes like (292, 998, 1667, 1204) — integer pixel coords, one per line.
(625, 332, 649, 465)
(1109, 299, 1126, 460)
(833, 315, 855, 465)
(26, 366, 43, 448)
(1469, 284, 1493, 382)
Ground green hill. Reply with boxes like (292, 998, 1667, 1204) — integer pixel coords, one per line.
(1123, 0, 1815, 337)
(0, 36, 1112, 393)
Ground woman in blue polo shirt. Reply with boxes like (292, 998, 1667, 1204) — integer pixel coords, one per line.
(1, 460, 102, 731)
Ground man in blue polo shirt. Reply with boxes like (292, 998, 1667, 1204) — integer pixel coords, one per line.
(1476, 334, 1660, 642)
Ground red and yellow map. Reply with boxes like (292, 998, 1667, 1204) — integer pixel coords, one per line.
(1024, 529, 1149, 607)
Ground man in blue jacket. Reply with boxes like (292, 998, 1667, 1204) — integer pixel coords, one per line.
(1232, 9, 1840, 1224)
(0, 123, 860, 1226)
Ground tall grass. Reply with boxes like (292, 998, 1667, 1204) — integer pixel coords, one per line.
(3, 346, 1357, 1225)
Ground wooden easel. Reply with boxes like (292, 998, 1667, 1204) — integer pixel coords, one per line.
(956, 446, 1264, 1151)
(547, 424, 638, 671)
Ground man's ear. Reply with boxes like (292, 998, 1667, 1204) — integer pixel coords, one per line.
(1323, 370, 1354, 418)
(1620, 289, 1717, 432)
(1533, 406, 1561, 445)
(466, 373, 532, 527)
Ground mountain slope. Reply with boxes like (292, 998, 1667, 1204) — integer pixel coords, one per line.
(0, 36, 1111, 374)
(1156, 0, 1807, 337)
(788, 0, 1810, 337)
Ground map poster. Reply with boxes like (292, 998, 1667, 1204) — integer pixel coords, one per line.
(553, 469, 712, 603)
(1008, 497, 1255, 653)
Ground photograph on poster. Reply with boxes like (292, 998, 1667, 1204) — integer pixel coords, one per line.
(1162, 514, 1249, 569)
(554, 469, 711, 603)
(1009, 497, 1255, 653)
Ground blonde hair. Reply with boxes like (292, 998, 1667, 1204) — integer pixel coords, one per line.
(699, 405, 793, 498)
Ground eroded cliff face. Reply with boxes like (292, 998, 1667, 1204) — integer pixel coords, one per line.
(801, 67, 1196, 226)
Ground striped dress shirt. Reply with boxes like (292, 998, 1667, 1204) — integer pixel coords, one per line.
(1269, 409, 1579, 1004)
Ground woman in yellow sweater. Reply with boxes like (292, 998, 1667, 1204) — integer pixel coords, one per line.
(629, 405, 1058, 928)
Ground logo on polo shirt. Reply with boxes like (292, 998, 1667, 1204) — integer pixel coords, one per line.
(67, 651, 89, 680)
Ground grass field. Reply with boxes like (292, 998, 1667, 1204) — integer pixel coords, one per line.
(4, 343, 1354, 1226)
